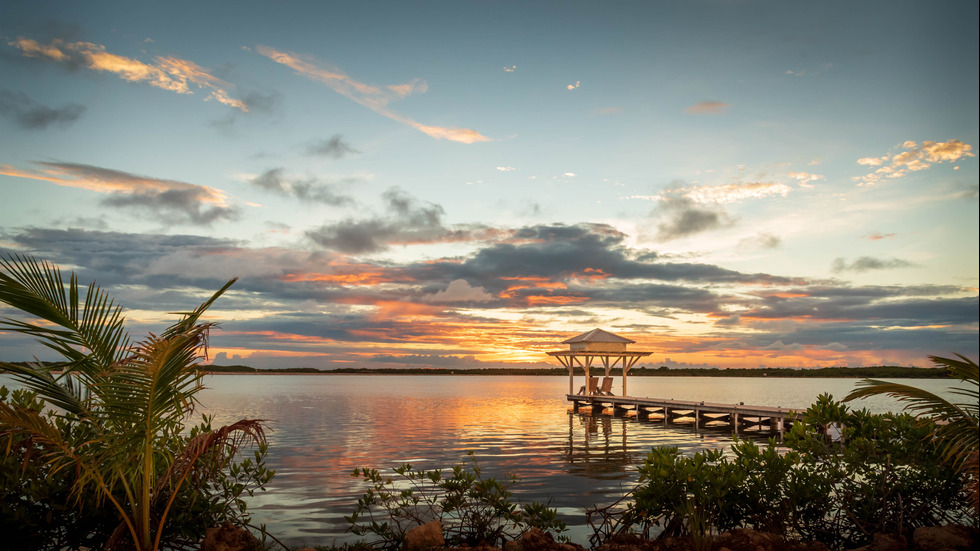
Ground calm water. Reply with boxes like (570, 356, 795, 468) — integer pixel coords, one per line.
(189, 375, 959, 547)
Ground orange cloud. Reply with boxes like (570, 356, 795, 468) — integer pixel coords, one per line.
(10, 38, 246, 111)
(685, 101, 730, 115)
(0, 161, 228, 205)
(855, 139, 975, 186)
(571, 268, 610, 282)
(256, 45, 491, 143)
(525, 295, 588, 306)
(282, 271, 396, 286)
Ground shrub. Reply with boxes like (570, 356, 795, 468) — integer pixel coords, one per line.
(607, 394, 972, 550)
(0, 385, 275, 551)
(346, 454, 567, 549)
(0, 254, 274, 550)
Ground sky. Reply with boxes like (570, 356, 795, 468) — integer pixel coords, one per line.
(0, 0, 977, 370)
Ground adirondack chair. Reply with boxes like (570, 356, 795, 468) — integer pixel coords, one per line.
(578, 376, 599, 395)
(598, 377, 614, 396)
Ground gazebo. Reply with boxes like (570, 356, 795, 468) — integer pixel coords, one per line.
(547, 328, 652, 397)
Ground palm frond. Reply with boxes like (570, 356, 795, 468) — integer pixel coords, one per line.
(0, 361, 89, 416)
(151, 418, 266, 550)
(162, 278, 237, 340)
(845, 380, 974, 420)
(845, 354, 979, 470)
(0, 254, 130, 370)
(1, 256, 252, 550)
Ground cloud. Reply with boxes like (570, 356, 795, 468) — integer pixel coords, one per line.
(715, 314, 741, 326)
(0, 161, 238, 225)
(239, 90, 281, 114)
(305, 135, 359, 159)
(567, 81, 580, 90)
(855, 139, 975, 186)
(786, 171, 824, 188)
(6, 224, 972, 367)
(421, 280, 494, 303)
(256, 45, 491, 143)
(864, 232, 896, 241)
(248, 168, 354, 206)
(503, 65, 516, 73)
(630, 181, 792, 205)
(9, 37, 247, 111)
(684, 101, 730, 115)
(496, 166, 516, 172)
(0, 89, 85, 129)
(653, 197, 736, 241)
(737, 233, 781, 252)
(305, 188, 455, 253)
(668, 181, 792, 204)
(831, 256, 918, 273)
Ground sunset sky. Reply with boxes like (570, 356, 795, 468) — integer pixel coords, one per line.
(1, 1, 977, 370)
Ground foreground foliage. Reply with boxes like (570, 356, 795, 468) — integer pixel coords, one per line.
(845, 353, 979, 516)
(346, 454, 567, 550)
(0, 254, 273, 551)
(591, 394, 973, 550)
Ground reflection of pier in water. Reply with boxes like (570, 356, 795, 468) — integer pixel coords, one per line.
(564, 414, 634, 477)
(562, 405, 780, 478)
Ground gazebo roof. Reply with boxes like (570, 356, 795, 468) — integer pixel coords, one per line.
(562, 328, 635, 345)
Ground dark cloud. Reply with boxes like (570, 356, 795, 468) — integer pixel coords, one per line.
(0, 89, 85, 129)
(306, 188, 451, 253)
(715, 314, 741, 326)
(28, 161, 240, 226)
(1, 228, 237, 281)
(427, 223, 790, 290)
(250, 168, 354, 206)
(305, 135, 359, 158)
(738, 233, 781, 251)
(735, 287, 976, 326)
(954, 182, 978, 200)
(101, 188, 240, 226)
(241, 90, 282, 114)
(831, 256, 918, 273)
(653, 196, 736, 241)
(3, 223, 975, 367)
(728, 314, 978, 356)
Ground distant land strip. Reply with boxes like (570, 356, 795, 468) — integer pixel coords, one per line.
(199, 364, 950, 378)
(0, 362, 951, 378)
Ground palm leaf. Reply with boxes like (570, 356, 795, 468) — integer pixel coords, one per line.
(844, 354, 979, 469)
(0, 254, 129, 371)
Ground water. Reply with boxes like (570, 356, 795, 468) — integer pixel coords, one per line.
(187, 374, 959, 547)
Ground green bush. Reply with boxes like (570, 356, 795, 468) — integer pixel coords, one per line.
(0, 386, 275, 551)
(0, 254, 274, 550)
(346, 454, 567, 550)
(618, 394, 971, 550)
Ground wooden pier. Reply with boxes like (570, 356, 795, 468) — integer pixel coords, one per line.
(567, 393, 800, 436)
(547, 329, 799, 437)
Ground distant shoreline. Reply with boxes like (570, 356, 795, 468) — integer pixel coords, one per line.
(1, 362, 953, 379)
(197, 364, 951, 379)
